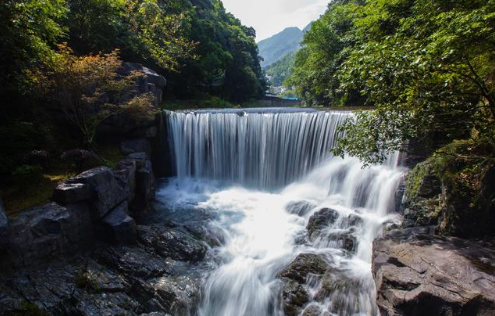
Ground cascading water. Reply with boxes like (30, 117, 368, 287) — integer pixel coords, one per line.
(157, 108, 405, 316)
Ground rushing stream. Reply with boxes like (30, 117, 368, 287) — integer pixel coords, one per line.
(157, 108, 405, 316)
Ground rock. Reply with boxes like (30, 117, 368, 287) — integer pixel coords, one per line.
(68, 167, 127, 220)
(306, 208, 339, 239)
(101, 202, 137, 245)
(53, 182, 91, 205)
(286, 201, 316, 216)
(0, 200, 8, 249)
(279, 253, 329, 283)
(137, 225, 207, 262)
(132, 155, 155, 217)
(74, 292, 139, 316)
(145, 276, 200, 315)
(373, 228, 495, 316)
(301, 305, 331, 316)
(94, 246, 173, 279)
(7, 203, 93, 267)
(77, 261, 130, 293)
(114, 158, 137, 202)
(121, 138, 152, 157)
(280, 279, 309, 316)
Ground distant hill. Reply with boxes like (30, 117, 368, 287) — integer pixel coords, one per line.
(265, 51, 297, 87)
(258, 26, 304, 68)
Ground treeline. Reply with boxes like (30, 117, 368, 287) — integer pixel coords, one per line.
(287, 0, 495, 163)
(0, 0, 266, 174)
(0, 0, 265, 113)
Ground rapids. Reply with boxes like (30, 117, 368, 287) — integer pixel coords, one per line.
(157, 108, 405, 316)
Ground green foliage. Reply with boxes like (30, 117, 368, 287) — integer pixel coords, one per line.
(287, 1, 363, 106)
(266, 52, 296, 87)
(289, 0, 495, 164)
(166, 0, 266, 102)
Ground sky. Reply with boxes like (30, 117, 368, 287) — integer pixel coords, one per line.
(221, 0, 329, 42)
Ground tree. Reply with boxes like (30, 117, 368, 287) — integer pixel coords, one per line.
(37, 44, 155, 147)
(332, 0, 495, 164)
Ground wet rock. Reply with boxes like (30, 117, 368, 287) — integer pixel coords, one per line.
(373, 227, 495, 316)
(324, 230, 357, 253)
(0, 200, 8, 249)
(137, 225, 207, 262)
(7, 203, 93, 267)
(74, 292, 139, 316)
(121, 138, 152, 157)
(101, 202, 137, 245)
(280, 279, 309, 316)
(68, 167, 127, 220)
(306, 208, 339, 239)
(286, 201, 316, 217)
(279, 253, 329, 283)
(301, 305, 331, 316)
(144, 276, 200, 315)
(95, 246, 173, 279)
(77, 261, 130, 293)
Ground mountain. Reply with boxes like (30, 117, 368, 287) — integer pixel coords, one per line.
(265, 51, 297, 87)
(258, 27, 303, 68)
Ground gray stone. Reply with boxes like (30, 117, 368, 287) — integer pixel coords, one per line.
(373, 228, 495, 316)
(137, 225, 207, 262)
(142, 66, 167, 89)
(101, 202, 137, 245)
(121, 138, 152, 156)
(7, 202, 93, 267)
(279, 253, 329, 283)
(132, 157, 155, 216)
(306, 208, 339, 239)
(280, 279, 309, 316)
(0, 200, 8, 249)
(68, 167, 127, 220)
(74, 292, 138, 316)
(94, 246, 173, 279)
(53, 182, 91, 205)
(114, 158, 137, 202)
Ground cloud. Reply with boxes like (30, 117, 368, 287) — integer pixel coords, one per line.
(221, 0, 328, 41)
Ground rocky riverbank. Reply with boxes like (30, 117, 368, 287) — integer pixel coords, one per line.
(0, 153, 214, 316)
(371, 140, 495, 316)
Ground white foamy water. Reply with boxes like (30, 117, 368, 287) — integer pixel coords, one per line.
(158, 108, 405, 316)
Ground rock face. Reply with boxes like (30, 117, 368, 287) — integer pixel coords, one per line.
(1, 153, 155, 270)
(401, 150, 495, 238)
(373, 227, 495, 316)
(6, 203, 93, 268)
(0, 200, 9, 249)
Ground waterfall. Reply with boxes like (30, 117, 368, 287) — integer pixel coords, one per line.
(167, 108, 350, 189)
(158, 108, 405, 316)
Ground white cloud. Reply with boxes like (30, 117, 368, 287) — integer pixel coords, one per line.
(221, 0, 328, 41)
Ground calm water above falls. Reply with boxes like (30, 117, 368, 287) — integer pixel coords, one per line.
(158, 108, 405, 316)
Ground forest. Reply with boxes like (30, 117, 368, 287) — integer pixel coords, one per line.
(0, 1, 494, 316)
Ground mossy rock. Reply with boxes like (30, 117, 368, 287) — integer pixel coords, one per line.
(403, 138, 495, 238)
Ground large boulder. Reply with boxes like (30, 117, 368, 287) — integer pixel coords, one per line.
(53, 182, 91, 205)
(306, 208, 339, 239)
(7, 203, 93, 267)
(68, 167, 127, 220)
(373, 227, 495, 316)
(0, 200, 8, 249)
(279, 253, 329, 283)
(101, 202, 137, 245)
